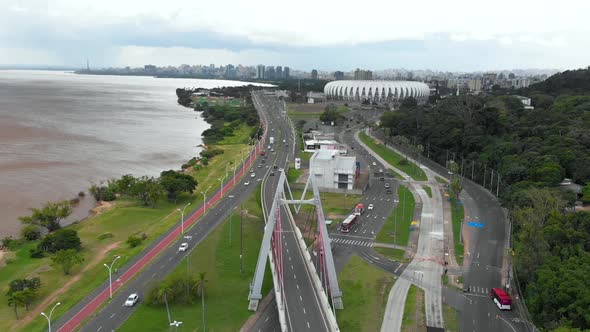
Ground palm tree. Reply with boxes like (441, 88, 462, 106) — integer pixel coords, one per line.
(195, 272, 208, 331)
(7, 291, 25, 320)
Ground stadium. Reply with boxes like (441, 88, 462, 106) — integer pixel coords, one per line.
(324, 80, 430, 104)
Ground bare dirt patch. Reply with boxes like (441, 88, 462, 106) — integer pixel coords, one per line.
(90, 201, 115, 216)
(12, 241, 122, 330)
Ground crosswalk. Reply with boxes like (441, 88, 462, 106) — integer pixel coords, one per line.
(330, 237, 373, 247)
(467, 285, 490, 295)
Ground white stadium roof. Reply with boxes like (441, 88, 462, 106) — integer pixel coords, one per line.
(324, 80, 430, 103)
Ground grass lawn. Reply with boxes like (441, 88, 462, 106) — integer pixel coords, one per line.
(217, 124, 255, 145)
(422, 185, 432, 198)
(388, 168, 404, 179)
(299, 151, 313, 162)
(443, 304, 460, 332)
(376, 185, 415, 246)
(373, 247, 410, 263)
(435, 176, 448, 184)
(450, 197, 465, 266)
(2, 143, 254, 332)
(290, 190, 362, 218)
(187, 144, 250, 193)
(359, 132, 427, 181)
(336, 256, 396, 331)
(401, 285, 426, 332)
(287, 167, 303, 183)
(119, 184, 272, 332)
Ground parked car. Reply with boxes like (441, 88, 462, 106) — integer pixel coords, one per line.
(372, 162, 377, 166)
(178, 243, 189, 252)
(385, 183, 390, 189)
(368, 204, 374, 210)
(124, 293, 139, 306)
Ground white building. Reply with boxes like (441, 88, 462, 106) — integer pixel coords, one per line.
(516, 95, 534, 110)
(324, 80, 430, 104)
(310, 150, 356, 190)
(304, 139, 347, 154)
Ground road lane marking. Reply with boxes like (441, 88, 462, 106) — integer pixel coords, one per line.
(265, 316, 269, 322)
(299, 295, 303, 301)
(97, 327, 103, 332)
(151, 272, 157, 278)
(303, 307, 306, 314)
(307, 321, 311, 328)
(110, 313, 115, 318)
(293, 274, 296, 279)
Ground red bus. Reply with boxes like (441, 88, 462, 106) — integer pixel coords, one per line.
(340, 214, 358, 233)
(490, 288, 512, 310)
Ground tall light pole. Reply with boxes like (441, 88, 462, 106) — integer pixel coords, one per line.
(218, 174, 228, 198)
(201, 185, 212, 216)
(41, 302, 61, 332)
(104, 255, 121, 299)
(232, 165, 237, 186)
(176, 202, 191, 236)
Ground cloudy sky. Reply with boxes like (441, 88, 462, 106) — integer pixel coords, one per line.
(1, 0, 589, 71)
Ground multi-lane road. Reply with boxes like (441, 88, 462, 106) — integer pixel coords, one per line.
(251, 92, 332, 332)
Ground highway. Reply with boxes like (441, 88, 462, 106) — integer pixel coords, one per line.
(54, 92, 271, 331)
(252, 92, 331, 332)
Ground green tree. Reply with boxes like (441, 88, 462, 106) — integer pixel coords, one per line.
(582, 183, 590, 204)
(7, 291, 25, 319)
(21, 287, 37, 311)
(160, 170, 198, 203)
(18, 200, 72, 232)
(131, 176, 163, 207)
(51, 249, 85, 275)
(38, 229, 81, 253)
(20, 225, 41, 241)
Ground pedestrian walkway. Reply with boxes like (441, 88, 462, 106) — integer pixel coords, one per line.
(372, 242, 407, 250)
(329, 237, 373, 247)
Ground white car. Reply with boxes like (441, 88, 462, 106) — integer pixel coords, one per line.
(124, 293, 139, 306)
(368, 204, 374, 210)
(278, 168, 284, 172)
(372, 162, 377, 166)
(250, 172, 256, 178)
(178, 243, 189, 252)
(244, 181, 250, 186)
(283, 139, 286, 143)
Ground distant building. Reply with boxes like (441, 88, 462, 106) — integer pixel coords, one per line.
(276, 66, 283, 80)
(310, 150, 356, 190)
(256, 65, 265, 79)
(482, 73, 497, 89)
(284, 67, 290, 80)
(354, 69, 373, 80)
(334, 71, 345, 80)
(265, 66, 276, 80)
(510, 78, 531, 89)
(468, 78, 482, 92)
(306, 92, 326, 103)
(224, 64, 236, 79)
(311, 69, 318, 80)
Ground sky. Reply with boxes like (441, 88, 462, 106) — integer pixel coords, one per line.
(1, 0, 589, 72)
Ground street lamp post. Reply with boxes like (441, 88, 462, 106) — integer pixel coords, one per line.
(201, 186, 212, 216)
(41, 302, 61, 332)
(232, 165, 237, 186)
(218, 174, 228, 198)
(104, 255, 121, 299)
(176, 202, 191, 236)
(170, 320, 183, 332)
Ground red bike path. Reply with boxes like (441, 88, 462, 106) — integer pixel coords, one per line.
(58, 131, 265, 331)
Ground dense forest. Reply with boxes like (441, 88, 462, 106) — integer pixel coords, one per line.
(380, 68, 590, 330)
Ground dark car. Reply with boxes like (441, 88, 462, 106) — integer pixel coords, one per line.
(270, 172, 275, 176)
(379, 177, 385, 181)
(273, 165, 278, 169)
(386, 189, 392, 194)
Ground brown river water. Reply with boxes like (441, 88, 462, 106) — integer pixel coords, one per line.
(0, 70, 247, 236)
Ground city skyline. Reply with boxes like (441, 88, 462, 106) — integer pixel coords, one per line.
(1, 0, 589, 71)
